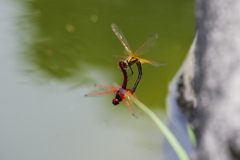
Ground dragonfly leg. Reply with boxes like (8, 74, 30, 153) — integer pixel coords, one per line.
(127, 65, 134, 81)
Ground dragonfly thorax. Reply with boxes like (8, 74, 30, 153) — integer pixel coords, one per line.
(126, 57, 138, 66)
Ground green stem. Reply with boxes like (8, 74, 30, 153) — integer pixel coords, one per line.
(127, 93, 189, 160)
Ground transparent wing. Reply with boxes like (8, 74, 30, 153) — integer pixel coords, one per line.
(134, 33, 158, 56)
(85, 89, 118, 97)
(111, 23, 134, 56)
(121, 90, 138, 118)
(94, 84, 119, 90)
(137, 57, 166, 67)
(122, 97, 137, 118)
(112, 82, 121, 88)
(84, 84, 119, 97)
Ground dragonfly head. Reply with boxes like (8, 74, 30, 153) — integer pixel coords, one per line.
(123, 61, 129, 69)
(112, 98, 120, 105)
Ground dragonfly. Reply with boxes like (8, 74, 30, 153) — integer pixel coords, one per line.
(85, 60, 138, 117)
(111, 23, 166, 68)
(111, 24, 165, 92)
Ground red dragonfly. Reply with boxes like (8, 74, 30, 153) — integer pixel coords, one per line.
(85, 60, 138, 117)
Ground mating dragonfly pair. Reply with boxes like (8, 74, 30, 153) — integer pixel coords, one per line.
(85, 24, 165, 117)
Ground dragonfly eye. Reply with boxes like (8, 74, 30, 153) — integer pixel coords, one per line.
(112, 98, 119, 105)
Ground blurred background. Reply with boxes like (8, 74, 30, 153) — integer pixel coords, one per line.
(0, 0, 194, 159)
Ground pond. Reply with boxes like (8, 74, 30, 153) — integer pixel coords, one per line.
(0, 0, 194, 159)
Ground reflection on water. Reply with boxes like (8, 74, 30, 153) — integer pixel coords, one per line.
(1, 0, 194, 159)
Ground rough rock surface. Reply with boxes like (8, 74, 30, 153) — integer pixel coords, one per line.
(193, 0, 240, 159)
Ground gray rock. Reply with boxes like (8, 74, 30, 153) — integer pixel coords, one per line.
(193, 0, 240, 159)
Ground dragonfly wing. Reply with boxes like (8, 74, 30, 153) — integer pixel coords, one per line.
(85, 84, 119, 97)
(138, 57, 166, 67)
(134, 33, 158, 56)
(85, 89, 118, 97)
(112, 82, 121, 88)
(95, 84, 119, 90)
(122, 98, 137, 118)
(111, 24, 134, 56)
(121, 90, 138, 118)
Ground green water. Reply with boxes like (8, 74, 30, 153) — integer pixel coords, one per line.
(19, 0, 194, 109)
(0, 1, 195, 159)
